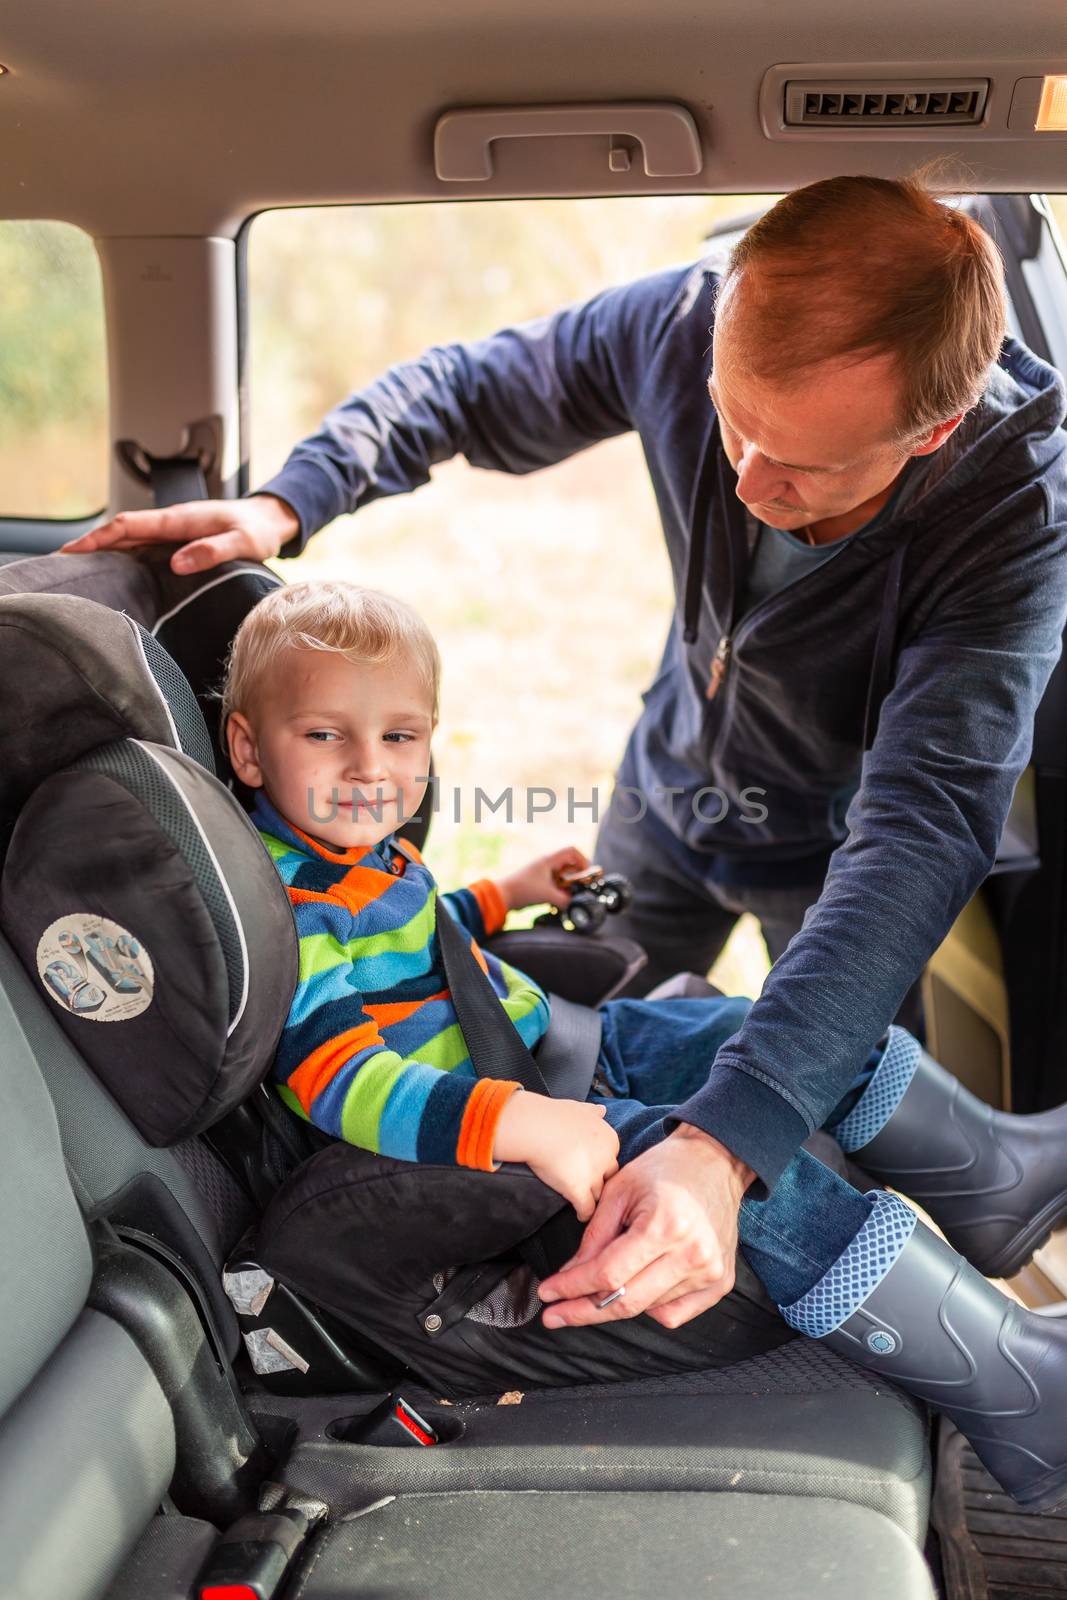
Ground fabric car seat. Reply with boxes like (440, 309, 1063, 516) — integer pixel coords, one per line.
(0, 556, 935, 1562)
(0, 899, 274, 1600)
(0, 1005, 937, 1600)
(0, 557, 285, 1359)
(0, 547, 282, 787)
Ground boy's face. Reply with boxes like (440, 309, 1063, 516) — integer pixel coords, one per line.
(227, 647, 434, 853)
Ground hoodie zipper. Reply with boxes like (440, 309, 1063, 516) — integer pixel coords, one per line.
(705, 544, 838, 701)
(685, 418, 918, 714)
(706, 633, 732, 700)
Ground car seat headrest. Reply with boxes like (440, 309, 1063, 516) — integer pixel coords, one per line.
(0, 549, 282, 783)
(0, 740, 298, 1144)
(0, 592, 216, 848)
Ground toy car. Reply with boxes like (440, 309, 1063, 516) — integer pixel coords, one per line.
(537, 863, 635, 934)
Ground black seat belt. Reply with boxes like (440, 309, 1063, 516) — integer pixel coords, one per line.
(145, 455, 209, 507)
(433, 889, 553, 1096)
(415, 852, 588, 1277)
(115, 436, 212, 509)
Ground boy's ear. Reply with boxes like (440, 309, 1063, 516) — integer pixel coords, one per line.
(226, 712, 264, 788)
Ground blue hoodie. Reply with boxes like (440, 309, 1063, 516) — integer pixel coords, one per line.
(259, 261, 1067, 1192)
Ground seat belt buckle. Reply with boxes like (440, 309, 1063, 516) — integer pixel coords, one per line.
(196, 1507, 309, 1600)
(341, 1391, 439, 1447)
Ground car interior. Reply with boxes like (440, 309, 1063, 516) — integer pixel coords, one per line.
(2, 3, 1067, 1597)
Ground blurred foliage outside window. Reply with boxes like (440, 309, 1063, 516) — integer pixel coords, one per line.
(249, 196, 776, 995)
(0, 221, 108, 518)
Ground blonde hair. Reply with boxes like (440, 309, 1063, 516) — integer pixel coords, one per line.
(720, 172, 1007, 441)
(221, 580, 441, 731)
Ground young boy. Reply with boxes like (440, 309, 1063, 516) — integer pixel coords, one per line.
(224, 579, 1067, 1512)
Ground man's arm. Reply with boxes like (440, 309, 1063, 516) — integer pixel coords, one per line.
(256, 290, 644, 556)
(676, 496, 1067, 1192)
(541, 493, 1067, 1329)
(61, 265, 694, 572)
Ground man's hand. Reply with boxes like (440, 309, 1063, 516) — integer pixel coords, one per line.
(537, 1124, 755, 1329)
(498, 845, 590, 913)
(493, 1092, 620, 1222)
(58, 493, 300, 575)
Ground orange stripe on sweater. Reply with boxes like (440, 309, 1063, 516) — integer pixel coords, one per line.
(288, 885, 346, 908)
(286, 866, 397, 915)
(287, 1020, 384, 1113)
(456, 1078, 521, 1170)
(365, 989, 449, 1028)
(330, 864, 401, 914)
(469, 879, 508, 937)
(286, 819, 374, 865)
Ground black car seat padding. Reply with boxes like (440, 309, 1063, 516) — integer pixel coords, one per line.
(0, 549, 283, 786)
(0, 592, 215, 846)
(2, 740, 297, 1145)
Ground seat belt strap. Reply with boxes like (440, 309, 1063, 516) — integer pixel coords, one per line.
(147, 455, 209, 507)
(422, 864, 553, 1096)
(392, 840, 591, 1278)
(536, 993, 603, 1100)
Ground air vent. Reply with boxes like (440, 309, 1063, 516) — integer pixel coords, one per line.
(784, 79, 989, 127)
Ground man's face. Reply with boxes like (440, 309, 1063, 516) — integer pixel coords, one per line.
(227, 648, 434, 854)
(710, 283, 929, 535)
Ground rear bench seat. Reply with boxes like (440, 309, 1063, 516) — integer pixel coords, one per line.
(0, 916, 937, 1598)
(0, 1001, 936, 1599)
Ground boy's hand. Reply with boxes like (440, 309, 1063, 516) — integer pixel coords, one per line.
(537, 1126, 755, 1329)
(492, 1092, 620, 1221)
(499, 845, 590, 913)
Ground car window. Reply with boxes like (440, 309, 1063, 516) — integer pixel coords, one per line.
(0, 221, 108, 520)
(247, 196, 779, 996)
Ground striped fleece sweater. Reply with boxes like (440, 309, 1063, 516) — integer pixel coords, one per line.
(253, 794, 550, 1169)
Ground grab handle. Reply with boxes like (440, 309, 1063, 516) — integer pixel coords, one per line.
(434, 101, 703, 181)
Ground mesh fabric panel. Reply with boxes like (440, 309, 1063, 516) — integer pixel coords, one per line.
(781, 1192, 917, 1339)
(170, 1138, 255, 1252)
(133, 623, 216, 776)
(432, 1264, 544, 1330)
(72, 741, 245, 1028)
(835, 1026, 922, 1152)
(406, 1333, 919, 1409)
(106, 1513, 217, 1600)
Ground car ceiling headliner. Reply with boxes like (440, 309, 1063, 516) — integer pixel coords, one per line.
(2, 0, 1066, 235)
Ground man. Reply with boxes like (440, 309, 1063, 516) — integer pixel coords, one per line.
(63, 174, 1067, 1337)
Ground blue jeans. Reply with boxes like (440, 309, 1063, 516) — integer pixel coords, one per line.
(594, 996, 876, 1306)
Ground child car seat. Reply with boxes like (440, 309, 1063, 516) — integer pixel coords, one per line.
(0, 560, 724, 1380)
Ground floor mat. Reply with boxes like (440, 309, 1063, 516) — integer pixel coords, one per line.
(933, 1419, 1067, 1598)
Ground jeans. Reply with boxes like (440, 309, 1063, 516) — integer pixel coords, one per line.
(596, 995, 877, 1305)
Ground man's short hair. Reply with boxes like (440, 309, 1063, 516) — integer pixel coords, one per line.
(222, 579, 441, 730)
(720, 172, 1007, 440)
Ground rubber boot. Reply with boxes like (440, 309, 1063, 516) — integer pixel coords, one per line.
(835, 1027, 1067, 1278)
(781, 1193, 1067, 1513)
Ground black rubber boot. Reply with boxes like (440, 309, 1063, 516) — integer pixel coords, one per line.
(840, 1032, 1067, 1278)
(782, 1195, 1067, 1513)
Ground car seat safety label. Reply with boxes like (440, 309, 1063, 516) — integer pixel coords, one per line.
(37, 914, 154, 1022)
